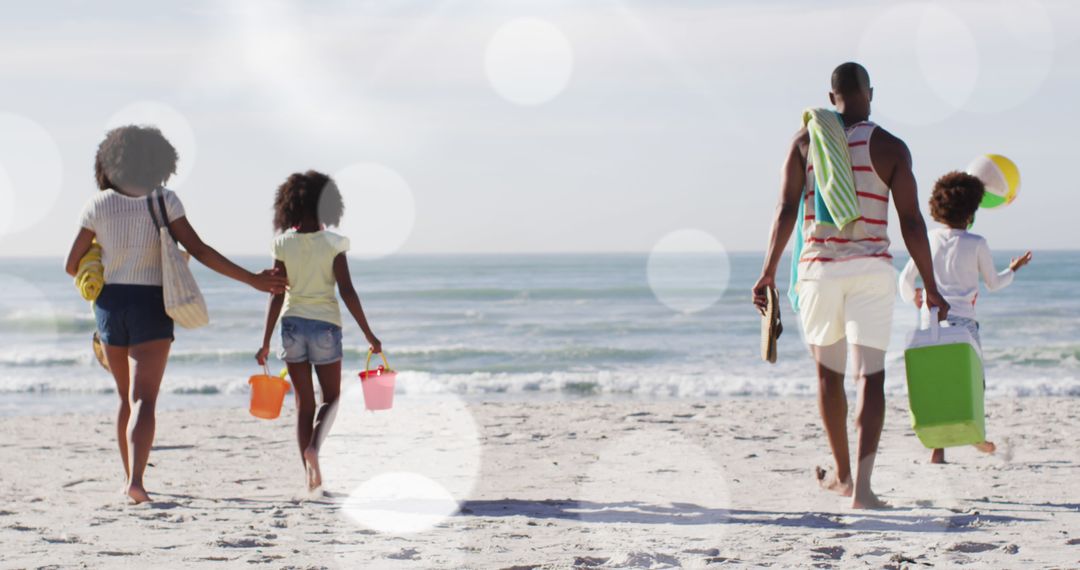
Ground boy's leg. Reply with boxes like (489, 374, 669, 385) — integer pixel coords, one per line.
(812, 340, 853, 496)
(103, 345, 132, 481)
(851, 344, 887, 509)
(125, 338, 171, 504)
(931, 448, 946, 464)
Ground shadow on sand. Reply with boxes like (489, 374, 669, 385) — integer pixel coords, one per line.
(458, 499, 1040, 533)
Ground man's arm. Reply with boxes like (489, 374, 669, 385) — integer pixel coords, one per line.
(752, 129, 807, 313)
(884, 134, 949, 319)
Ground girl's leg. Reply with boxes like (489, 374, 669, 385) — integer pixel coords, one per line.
(287, 362, 317, 480)
(125, 338, 171, 503)
(103, 345, 132, 481)
(303, 360, 342, 490)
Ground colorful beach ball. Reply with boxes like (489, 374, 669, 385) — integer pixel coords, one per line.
(966, 154, 1020, 209)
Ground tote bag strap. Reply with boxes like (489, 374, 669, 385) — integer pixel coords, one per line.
(145, 189, 180, 242)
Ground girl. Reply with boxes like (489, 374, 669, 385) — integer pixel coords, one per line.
(65, 125, 286, 504)
(255, 170, 382, 492)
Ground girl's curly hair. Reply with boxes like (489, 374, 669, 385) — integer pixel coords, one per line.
(273, 170, 344, 232)
(929, 171, 985, 228)
(94, 125, 178, 191)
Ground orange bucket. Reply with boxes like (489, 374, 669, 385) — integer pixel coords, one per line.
(249, 365, 290, 419)
(359, 350, 397, 411)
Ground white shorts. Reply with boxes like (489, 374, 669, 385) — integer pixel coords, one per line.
(796, 271, 896, 351)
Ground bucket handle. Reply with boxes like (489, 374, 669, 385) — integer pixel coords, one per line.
(364, 349, 392, 376)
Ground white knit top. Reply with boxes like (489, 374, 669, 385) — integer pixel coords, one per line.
(78, 189, 186, 286)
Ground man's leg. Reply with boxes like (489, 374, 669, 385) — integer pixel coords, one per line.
(812, 340, 852, 496)
(851, 344, 887, 509)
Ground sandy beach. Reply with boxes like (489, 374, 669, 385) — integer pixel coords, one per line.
(2, 393, 1078, 569)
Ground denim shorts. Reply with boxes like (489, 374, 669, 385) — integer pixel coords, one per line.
(946, 316, 981, 347)
(94, 284, 175, 347)
(279, 316, 343, 365)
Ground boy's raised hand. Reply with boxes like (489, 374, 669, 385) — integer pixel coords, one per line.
(1009, 251, 1033, 272)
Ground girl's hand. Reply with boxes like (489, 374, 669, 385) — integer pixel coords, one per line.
(368, 337, 383, 355)
(255, 346, 270, 366)
(913, 288, 924, 309)
(1009, 251, 1033, 272)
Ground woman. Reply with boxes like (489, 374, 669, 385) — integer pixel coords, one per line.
(65, 125, 286, 504)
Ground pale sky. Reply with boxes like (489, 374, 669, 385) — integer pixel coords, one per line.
(1, 0, 1077, 257)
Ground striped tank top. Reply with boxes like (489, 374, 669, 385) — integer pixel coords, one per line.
(798, 121, 894, 279)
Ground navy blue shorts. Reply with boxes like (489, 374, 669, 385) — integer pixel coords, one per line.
(94, 284, 175, 347)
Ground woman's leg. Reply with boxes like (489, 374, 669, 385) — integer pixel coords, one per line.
(103, 345, 132, 481)
(125, 338, 171, 503)
(287, 362, 317, 483)
(303, 361, 342, 490)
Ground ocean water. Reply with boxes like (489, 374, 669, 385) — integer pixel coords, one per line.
(0, 252, 1077, 415)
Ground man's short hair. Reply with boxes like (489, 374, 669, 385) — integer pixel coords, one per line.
(831, 62, 871, 96)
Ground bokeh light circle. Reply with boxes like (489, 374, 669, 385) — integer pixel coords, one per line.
(485, 18, 574, 106)
(104, 101, 197, 189)
(954, 0, 1054, 114)
(858, 3, 979, 126)
(341, 472, 459, 534)
(321, 386, 481, 533)
(0, 113, 64, 237)
(331, 162, 416, 258)
(646, 229, 730, 314)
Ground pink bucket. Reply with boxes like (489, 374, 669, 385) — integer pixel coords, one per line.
(359, 351, 397, 411)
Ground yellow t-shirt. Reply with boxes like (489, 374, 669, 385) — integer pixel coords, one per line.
(272, 230, 350, 327)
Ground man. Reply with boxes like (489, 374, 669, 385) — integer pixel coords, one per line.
(751, 62, 949, 509)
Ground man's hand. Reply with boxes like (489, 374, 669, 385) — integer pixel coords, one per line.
(752, 273, 776, 316)
(923, 288, 950, 320)
(1009, 250, 1033, 272)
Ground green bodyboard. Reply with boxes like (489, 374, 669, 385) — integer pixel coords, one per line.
(904, 341, 985, 449)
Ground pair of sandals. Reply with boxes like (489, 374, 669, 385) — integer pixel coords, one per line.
(759, 286, 783, 364)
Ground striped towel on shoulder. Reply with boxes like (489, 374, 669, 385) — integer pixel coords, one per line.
(802, 108, 860, 229)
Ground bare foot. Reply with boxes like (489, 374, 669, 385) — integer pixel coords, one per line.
(126, 484, 151, 504)
(303, 446, 322, 491)
(851, 491, 889, 510)
(815, 466, 853, 497)
(974, 441, 996, 454)
(930, 448, 946, 464)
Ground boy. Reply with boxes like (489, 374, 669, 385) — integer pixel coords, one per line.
(898, 171, 1032, 464)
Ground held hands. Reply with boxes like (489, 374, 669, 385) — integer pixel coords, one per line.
(751, 273, 776, 316)
(255, 346, 270, 366)
(1009, 250, 1033, 272)
(251, 267, 288, 294)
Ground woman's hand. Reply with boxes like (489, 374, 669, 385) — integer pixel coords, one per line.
(1009, 251, 1033, 272)
(913, 288, 924, 309)
(368, 336, 383, 355)
(249, 268, 288, 294)
(255, 346, 270, 366)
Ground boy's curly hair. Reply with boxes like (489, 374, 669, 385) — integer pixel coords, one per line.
(930, 171, 985, 228)
(273, 170, 344, 232)
(94, 125, 178, 191)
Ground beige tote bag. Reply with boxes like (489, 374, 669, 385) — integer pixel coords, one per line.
(147, 190, 209, 329)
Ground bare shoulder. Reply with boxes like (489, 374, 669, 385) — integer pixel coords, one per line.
(870, 126, 910, 158)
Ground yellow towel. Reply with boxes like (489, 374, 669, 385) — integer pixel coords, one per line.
(75, 241, 104, 302)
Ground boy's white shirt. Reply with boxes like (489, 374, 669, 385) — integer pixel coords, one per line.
(898, 227, 1014, 320)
